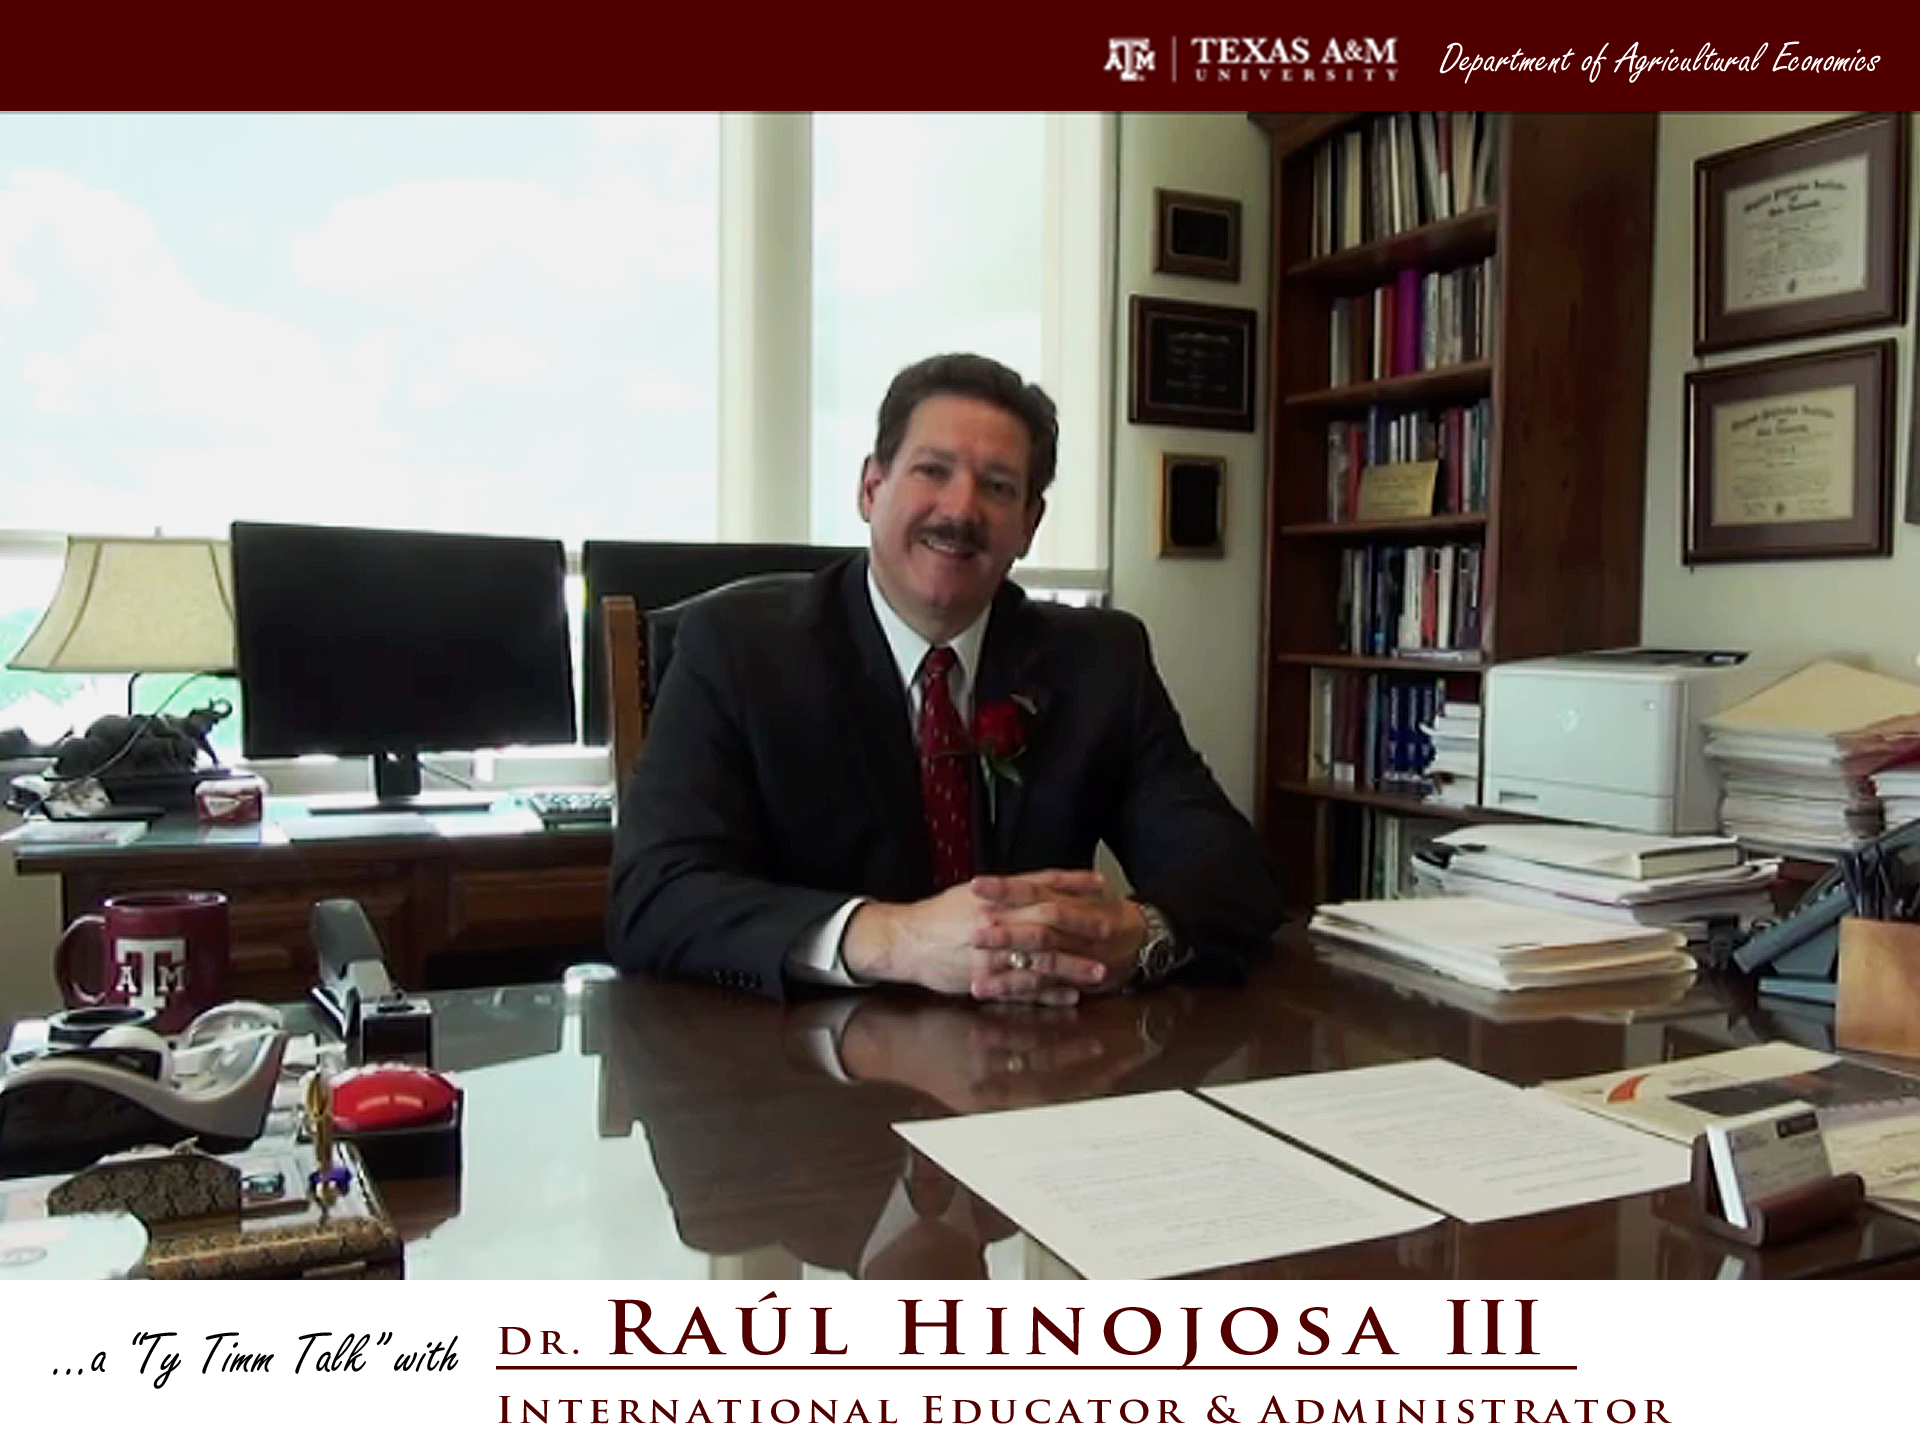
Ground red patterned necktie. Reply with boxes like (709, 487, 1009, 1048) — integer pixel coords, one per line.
(917, 646, 975, 889)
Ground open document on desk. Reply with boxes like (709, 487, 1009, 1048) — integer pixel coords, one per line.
(894, 1091, 1439, 1280)
(1203, 1059, 1689, 1225)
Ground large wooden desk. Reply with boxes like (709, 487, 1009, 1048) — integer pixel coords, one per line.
(14, 802, 611, 1001)
(379, 932, 1920, 1280)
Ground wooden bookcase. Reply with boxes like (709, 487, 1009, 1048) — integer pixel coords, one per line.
(1250, 112, 1659, 911)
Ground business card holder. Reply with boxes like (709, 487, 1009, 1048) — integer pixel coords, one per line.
(1687, 1134, 1864, 1247)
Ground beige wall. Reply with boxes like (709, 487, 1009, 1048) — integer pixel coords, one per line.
(1641, 112, 1917, 676)
(0, 867, 63, 1033)
(1108, 114, 1272, 817)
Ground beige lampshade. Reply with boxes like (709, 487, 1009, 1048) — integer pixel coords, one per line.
(10, 536, 236, 674)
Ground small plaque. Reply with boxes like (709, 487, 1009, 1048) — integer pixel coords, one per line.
(1160, 454, 1226, 557)
(1128, 297, 1257, 432)
(1155, 188, 1242, 283)
(1355, 461, 1439, 521)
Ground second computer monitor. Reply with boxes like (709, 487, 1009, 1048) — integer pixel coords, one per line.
(231, 521, 577, 804)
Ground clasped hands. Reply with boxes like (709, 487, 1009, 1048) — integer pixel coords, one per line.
(843, 869, 1148, 1006)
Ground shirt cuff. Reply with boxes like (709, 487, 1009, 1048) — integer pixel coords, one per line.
(784, 897, 874, 989)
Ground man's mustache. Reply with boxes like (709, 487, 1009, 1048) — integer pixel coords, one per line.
(913, 519, 988, 552)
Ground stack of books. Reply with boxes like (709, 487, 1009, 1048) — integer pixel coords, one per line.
(1420, 699, 1480, 807)
(1703, 661, 1920, 857)
(1308, 894, 1694, 992)
(1410, 822, 1777, 938)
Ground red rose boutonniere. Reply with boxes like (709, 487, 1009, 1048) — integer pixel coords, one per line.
(974, 693, 1038, 822)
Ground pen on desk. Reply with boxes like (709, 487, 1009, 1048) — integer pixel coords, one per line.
(305, 1072, 352, 1200)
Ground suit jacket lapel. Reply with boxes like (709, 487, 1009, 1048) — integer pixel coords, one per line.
(822, 560, 932, 891)
(974, 585, 1050, 876)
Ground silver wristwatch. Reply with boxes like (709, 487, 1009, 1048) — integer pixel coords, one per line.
(1132, 902, 1185, 986)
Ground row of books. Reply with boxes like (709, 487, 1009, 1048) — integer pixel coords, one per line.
(1334, 541, 1484, 659)
(1335, 809, 1453, 901)
(1309, 112, 1504, 257)
(1324, 399, 1493, 521)
(1326, 259, 1498, 386)
(1310, 671, 1456, 792)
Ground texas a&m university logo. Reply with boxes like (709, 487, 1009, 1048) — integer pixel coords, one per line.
(116, 936, 189, 1007)
(1105, 38, 1156, 81)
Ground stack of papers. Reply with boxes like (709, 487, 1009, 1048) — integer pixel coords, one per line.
(1308, 895, 1694, 991)
(1420, 699, 1481, 808)
(1874, 763, 1920, 832)
(1414, 823, 1776, 933)
(1704, 661, 1920, 855)
(1431, 823, 1742, 879)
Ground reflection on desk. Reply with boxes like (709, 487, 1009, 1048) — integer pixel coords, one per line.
(378, 935, 1920, 1281)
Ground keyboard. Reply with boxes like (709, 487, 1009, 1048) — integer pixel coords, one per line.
(524, 789, 615, 828)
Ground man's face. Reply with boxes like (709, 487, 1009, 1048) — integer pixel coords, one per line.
(859, 393, 1044, 640)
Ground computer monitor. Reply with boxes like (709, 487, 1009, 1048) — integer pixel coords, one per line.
(230, 521, 576, 809)
(578, 539, 854, 746)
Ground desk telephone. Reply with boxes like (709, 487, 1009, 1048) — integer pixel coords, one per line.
(1734, 817, 1920, 1004)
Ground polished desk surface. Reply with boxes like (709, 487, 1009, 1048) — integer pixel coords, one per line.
(381, 932, 1920, 1280)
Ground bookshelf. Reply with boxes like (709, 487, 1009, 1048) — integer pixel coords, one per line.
(1251, 112, 1659, 910)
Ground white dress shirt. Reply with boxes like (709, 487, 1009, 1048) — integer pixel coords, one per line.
(785, 566, 991, 986)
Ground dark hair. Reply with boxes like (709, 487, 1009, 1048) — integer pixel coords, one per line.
(871, 353, 1059, 500)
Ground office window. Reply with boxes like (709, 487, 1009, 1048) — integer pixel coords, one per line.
(0, 113, 1110, 757)
(809, 114, 1111, 580)
(809, 114, 1046, 546)
(0, 113, 720, 542)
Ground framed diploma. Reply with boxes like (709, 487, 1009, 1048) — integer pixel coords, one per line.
(1683, 341, 1893, 565)
(1127, 296, 1258, 432)
(1694, 113, 1907, 355)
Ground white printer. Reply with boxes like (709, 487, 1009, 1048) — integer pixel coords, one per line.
(1482, 649, 1795, 835)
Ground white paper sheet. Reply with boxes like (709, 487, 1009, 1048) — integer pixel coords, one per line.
(893, 1090, 1439, 1280)
(1205, 1059, 1690, 1224)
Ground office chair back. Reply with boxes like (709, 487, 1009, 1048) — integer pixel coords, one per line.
(581, 539, 854, 747)
(602, 573, 814, 789)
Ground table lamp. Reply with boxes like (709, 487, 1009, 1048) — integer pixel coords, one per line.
(10, 535, 237, 712)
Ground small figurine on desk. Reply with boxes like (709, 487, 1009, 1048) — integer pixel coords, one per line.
(304, 1072, 353, 1204)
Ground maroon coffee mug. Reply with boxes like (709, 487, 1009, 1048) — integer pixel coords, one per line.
(54, 891, 231, 1034)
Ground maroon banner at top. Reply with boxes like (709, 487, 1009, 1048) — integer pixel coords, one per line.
(3, 8, 1908, 108)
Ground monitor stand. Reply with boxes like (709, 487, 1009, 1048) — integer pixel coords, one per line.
(302, 752, 498, 816)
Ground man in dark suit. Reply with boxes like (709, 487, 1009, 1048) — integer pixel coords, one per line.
(608, 353, 1282, 1003)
